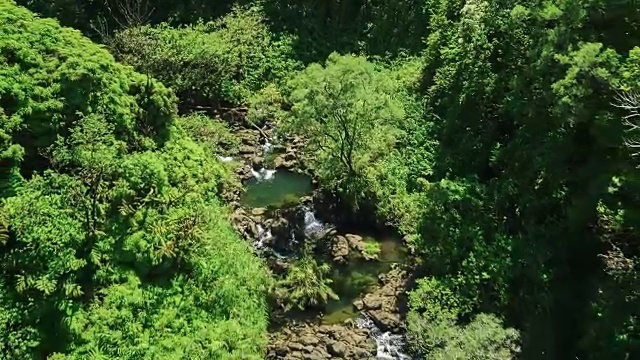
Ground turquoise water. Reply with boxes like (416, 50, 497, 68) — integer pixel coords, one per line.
(241, 170, 313, 208)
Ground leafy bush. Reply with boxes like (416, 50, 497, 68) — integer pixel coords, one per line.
(362, 240, 381, 260)
(110, 5, 300, 108)
(0, 3, 269, 358)
(274, 255, 338, 311)
(406, 277, 520, 359)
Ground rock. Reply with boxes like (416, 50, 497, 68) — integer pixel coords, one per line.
(249, 223, 260, 238)
(300, 335, 320, 346)
(368, 309, 401, 332)
(362, 294, 383, 310)
(275, 343, 289, 356)
(285, 152, 296, 161)
(239, 145, 256, 154)
(327, 341, 348, 357)
(290, 342, 306, 351)
(274, 155, 286, 168)
(251, 155, 263, 167)
(331, 235, 349, 262)
(251, 207, 267, 216)
(353, 299, 364, 311)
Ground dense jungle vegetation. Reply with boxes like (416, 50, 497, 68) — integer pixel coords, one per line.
(1, 0, 639, 359)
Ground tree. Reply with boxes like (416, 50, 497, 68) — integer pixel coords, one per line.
(406, 277, 520, 359)
(283, 53, 404, 204)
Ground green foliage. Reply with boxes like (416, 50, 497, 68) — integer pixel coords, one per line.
(282, 53, 405, 205)
(0, 3, 269, 358)
(406, 278, 520, 359)
(274, 255, 339, 311)
(0, 0, 175, 172)
(110, 5, 299, 108)
(362, 240, 381, 260)
(407, 312, 520, 360)
(177, 113, 239, 156)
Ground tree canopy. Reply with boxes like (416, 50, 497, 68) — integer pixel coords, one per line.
(4, 0, 640, 359)
(0, 2, 269, 358)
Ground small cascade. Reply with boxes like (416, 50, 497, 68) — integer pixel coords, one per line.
(254, 225, 273, 250)
(261, 139, 272, 154)
(356, 316, 411, 360)
(251, 167, 276, 181)
(303, 206, 325, 238)
(217, 155, 233, 162)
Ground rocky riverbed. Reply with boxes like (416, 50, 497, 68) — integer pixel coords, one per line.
(220, 114, 412, 359)
(267, 268, 411, 360)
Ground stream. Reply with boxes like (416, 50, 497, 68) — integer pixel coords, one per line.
(231, 127, 411, 359)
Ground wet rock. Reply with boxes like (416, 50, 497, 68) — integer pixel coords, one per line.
(251, 155, 263, 168)
(251, 207, 267, 216)
(368, 310, 401, 333)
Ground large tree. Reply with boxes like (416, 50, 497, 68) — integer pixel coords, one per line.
(282, 53, 405, 205)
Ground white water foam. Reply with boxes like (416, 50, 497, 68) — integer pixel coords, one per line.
(217, 155, 233, 162)
(303, 207, 325, 238)
(251, 167, 276, 181)
(356, 316, 411, 360)
(254, 225, 273, 250)
(262, 140, 272, 154)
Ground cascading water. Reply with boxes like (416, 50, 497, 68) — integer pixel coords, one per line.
(254, 224, 273, 250)
(262, 139, 272, 154)
(303, 206, 325, 238)
(251, 167, 276, 181)
(356, 316, 411, 360)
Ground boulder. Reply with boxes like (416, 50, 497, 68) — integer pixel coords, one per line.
(251, 155, 264, 168)
(368, 309, 401, 333)
(239, 145, 257, 154)
(327, 341, 348, 357)
(362, 294, 383, 310)
(251, 207, 267, 216)
(300, 335, 320, 346)
(285, 152, 296, 161)
(331, 235, 350, 263)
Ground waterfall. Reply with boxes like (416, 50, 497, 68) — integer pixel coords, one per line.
(262, 139, 272, 154)
(251, 167, 276, 181)
(303, 206, 325, 238)
(254, 225, 273, 250)
(356, 316, 411, 360)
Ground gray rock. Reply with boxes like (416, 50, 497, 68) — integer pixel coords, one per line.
(327, 341, 348, 357)
(368, 309, 401, 332)
(300, 335, 320, 346)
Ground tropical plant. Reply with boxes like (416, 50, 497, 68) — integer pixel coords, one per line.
(274, 256, 338, 311)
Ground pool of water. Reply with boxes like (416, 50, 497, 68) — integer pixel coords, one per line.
(241, 170, 313, 209)
(322, 236, 407, 325)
